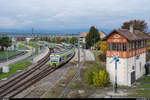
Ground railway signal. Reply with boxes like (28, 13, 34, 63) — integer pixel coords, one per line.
(110, 53, 120, 93)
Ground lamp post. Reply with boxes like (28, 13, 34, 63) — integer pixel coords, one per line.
(110, 54, 120, 93)
(32, 28, 34, 62)
(78, 32, 80, 77)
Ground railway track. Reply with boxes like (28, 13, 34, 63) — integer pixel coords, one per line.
(0, 46, 62, 98)
(0, 45, 74, 98)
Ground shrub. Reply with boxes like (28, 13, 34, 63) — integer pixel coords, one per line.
(92, 70, 109, 87)
(84, 66, 101, 85)
(98, 53, 106, 62)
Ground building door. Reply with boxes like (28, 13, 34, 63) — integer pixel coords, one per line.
(145, 64, 149, 75)
(131, 71, 136, 84)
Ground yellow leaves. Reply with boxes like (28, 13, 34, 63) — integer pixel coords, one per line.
(92, 70, 109, 87)
(56, 37, 61, 44)
(100, 41, 107, 53)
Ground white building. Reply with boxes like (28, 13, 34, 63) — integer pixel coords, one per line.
(103, 28, 150, 86)
(80, 32, 106, 44)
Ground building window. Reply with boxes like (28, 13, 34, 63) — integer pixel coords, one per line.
(112, 43, 117, 51)
(107, 42, 111, 50)
(129, 42, 131, 50)
(123, 43, 127, 51)
(132, 66, 134, 70)
(117, 43, 122, 51)
(132, 42, 135, 50)
(141, 40, 143, 48)
(140, 62, 141, 72)
(139, 41, 141, 48)
(112, 43, 122, 51)
(144, 40, 146, 48)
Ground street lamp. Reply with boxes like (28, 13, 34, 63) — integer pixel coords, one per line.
(78, 32, 80, 77)
(32, 28, 34, 62)
(110, 53, 120, 93)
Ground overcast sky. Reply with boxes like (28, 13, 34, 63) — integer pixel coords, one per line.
(0, 0, 150, 33)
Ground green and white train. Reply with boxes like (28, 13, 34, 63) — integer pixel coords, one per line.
(50, 46, 75, 67)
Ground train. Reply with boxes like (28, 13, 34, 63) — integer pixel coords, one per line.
(49, 45, 75, 68)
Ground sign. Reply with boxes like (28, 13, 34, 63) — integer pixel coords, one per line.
(113, 34, 120, 38)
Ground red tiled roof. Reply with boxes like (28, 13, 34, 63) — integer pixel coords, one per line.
(80, 32, 106, 38)
(80, 32, 87, 38)
(103, 29, 150, 41)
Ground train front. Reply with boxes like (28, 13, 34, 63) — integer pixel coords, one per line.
(50, 54, 59, 67)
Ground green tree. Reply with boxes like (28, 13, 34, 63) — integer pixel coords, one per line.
(70, 37, 78, 44)
(61, 37, 67, 43)
(86, 26, 100, 49)
(121, 19, 148, 32)
(0, 36, 12, 51)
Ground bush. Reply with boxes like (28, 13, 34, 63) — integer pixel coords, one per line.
(93, 70, 109, 87)
(84, 66, 101, 85)
(84, 65, 109, 87)
(98, 53, 106, 62)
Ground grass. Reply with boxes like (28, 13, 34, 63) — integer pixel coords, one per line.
(0, 50, 22, 60)
(18, 44, 30, 50)
(124, 75, 150, 97)
(0, 61, 32, 80)
(26, 42, 38, 54)
(62, 50, 109, 98)
(135, 75, 150, 88)
(128, 89, 150, 98)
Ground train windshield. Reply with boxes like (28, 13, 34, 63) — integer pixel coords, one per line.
(51, 59, 58, 62)
(50, 56, 59, 62)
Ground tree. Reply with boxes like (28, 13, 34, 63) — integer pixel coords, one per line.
(70, 37, 78, 44)
(61, 37, 67, 43)
(0, 36, 12, 51)
(86, 26, 100, 49)
(121, 19, 148, 32)
(56, 37, 61, 44)
(100, 41, 106, 53)
(94, 41, 101, 50)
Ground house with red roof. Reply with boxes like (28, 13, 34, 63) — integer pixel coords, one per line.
(80, 31, 106, 44)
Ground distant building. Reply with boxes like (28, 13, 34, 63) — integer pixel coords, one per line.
(103, 27, 150, 86)
(80, 31, 106, 44)
(146, 32, 150, 37)
(80, 32, 87, 44)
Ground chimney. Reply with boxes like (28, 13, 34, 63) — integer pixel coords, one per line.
(129, 24, 134, 33)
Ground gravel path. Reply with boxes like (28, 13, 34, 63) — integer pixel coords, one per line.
(70, 48, 95, 63)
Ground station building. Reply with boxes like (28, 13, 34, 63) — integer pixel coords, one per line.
(103, 27, 150, 86)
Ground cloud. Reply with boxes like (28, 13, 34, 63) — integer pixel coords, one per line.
(0, 0, 150, 32)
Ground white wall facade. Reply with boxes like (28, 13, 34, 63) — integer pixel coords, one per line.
(106, 53, 146, 86)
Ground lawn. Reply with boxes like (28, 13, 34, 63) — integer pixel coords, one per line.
(0, 50, 22, 60)
(0, 60, 32, 80)
(118, 75, 150, 97)
(18, 44, 30, 50)
(26, 42, 38, 54)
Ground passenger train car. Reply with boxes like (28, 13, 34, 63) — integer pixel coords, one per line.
(50, 45, 75, 68)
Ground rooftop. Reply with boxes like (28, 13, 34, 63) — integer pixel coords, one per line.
(103, 29, 150, 41)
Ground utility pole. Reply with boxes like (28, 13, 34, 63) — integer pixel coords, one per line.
(78, 32, 80, 77)
(32, 28, 34, 62)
